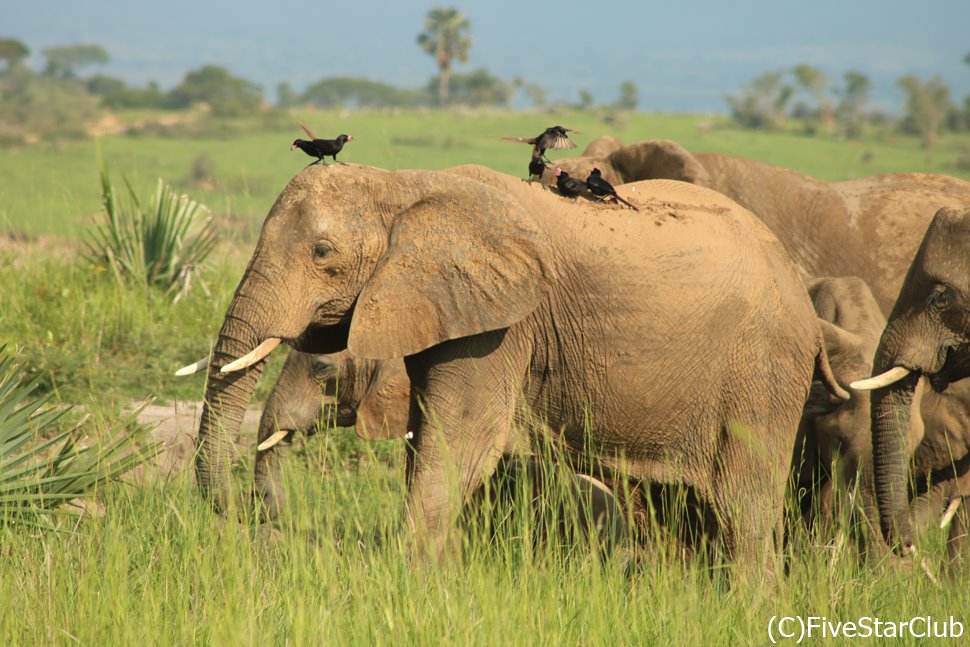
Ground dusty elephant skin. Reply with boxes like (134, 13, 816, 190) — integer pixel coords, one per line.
(865, 208, 970, 557)
(555, 138, 970, 313)
(197, 162, 839, 573)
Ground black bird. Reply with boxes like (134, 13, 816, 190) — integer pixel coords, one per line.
(503, 125, 577, 162)
(528, 149, 546, 183)
(291, 123, 354, 165)
(585, 167, 639, 211)
(555, 168, 586, 198)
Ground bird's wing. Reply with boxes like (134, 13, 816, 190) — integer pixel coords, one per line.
(500, 136, 538, 145)
(546, 133, 577, 150)
(299, 122, 317, 140)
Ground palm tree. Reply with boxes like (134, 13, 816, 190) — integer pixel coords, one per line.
(417, 7, 472, 107)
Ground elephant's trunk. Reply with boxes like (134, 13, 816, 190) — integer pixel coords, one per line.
(870, 369, 918, 554)
(197, 281, 276, 511)
(252, 394, 291, 521)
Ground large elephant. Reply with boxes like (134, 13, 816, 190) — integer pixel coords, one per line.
(855, 208, 970, 557)
(553, 138, 970, 312)
(196, 162, 844, 571)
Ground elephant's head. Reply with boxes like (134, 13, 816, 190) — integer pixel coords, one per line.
(856, 208, 970, 554)
(253, 349, 410, 520)
(197, 164, 557, 509)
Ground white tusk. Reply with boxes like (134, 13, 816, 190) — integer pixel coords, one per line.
(221, 338, 282, 373)
(575, 473, 615, 496)
(257, 429, 289, 452)
(849, 366, 911, 391)
(940, 498, 962, 529)
(175, 355, 210, 376)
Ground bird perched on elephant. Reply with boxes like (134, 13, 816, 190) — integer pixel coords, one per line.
(502, 125, 577, 163)
(194, 162, 845, 576)
(554, 137, 970, 312)
(852, 208, 970, 562)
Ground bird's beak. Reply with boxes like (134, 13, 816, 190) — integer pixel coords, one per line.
(347, 135, 354, 141)
(290, 143, 298, 150)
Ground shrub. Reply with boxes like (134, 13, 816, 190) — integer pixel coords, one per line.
(84, 159, 218, 302)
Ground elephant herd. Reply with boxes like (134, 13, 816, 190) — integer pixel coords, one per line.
(177, 137, 970, 578)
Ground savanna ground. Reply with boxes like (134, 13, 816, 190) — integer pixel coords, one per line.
(2, 109, 970, 644)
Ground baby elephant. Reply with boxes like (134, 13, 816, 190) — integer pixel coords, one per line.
(252, 349, 627, 550)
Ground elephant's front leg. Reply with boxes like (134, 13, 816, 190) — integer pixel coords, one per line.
(402, 330, 528, 564)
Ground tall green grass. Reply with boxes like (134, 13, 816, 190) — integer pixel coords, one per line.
(0, 424, 964, 645)
(0, 248, 286, 404)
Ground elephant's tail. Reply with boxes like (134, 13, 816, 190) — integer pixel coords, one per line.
(814, 328, 851, 401)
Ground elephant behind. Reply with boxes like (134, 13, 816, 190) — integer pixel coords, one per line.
(554, 138, 970, 313)
(196, 163, 845, 574)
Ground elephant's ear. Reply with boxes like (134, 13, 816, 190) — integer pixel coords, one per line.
(807, 319, 862, 414)
(355, 360, 411, 440)
(348, 180, 557, 359)
(609, 140, 710, 186)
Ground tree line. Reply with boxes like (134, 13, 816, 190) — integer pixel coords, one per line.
(0, 5, 967, 150)
(726, 58, 970, 150)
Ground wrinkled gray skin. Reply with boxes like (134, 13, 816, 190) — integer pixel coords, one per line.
(197, 163, 837, 572)
(869, 208, 970, 557)
(254, 349, 626, 548)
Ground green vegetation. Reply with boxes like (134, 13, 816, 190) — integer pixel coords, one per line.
(417, 6, 473, 107)
(0, 346, 159, 529)
(2, 109, 970, 643)
(4, 109, 970, 239)
(0, 420, 966, 644)
(85, 158, 217, 300)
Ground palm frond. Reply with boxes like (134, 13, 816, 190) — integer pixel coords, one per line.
(0, 346, 161, 529)
(83, 157, 218, 301)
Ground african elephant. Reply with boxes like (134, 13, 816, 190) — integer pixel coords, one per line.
(554, 138, 970, 312)
(252, 349, 410, 520)
(796, 276, 970, 559)
(855, 208, 970, 557)
(196, 162, 844, 572)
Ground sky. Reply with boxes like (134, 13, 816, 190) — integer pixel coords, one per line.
(4, 0, 969, 113)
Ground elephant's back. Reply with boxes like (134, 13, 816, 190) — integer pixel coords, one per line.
(555, 177, 820, 365)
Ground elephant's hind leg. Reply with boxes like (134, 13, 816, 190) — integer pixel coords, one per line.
(709, 425, 793, 582)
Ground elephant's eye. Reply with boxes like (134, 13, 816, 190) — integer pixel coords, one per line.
(311, 363, 338, 382)
(312, 242, 334, 260)
(929, 284, 954, 311)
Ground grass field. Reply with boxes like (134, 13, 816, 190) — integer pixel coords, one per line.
(3, 109, 970, 644)
(2, 109, 969, 237)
